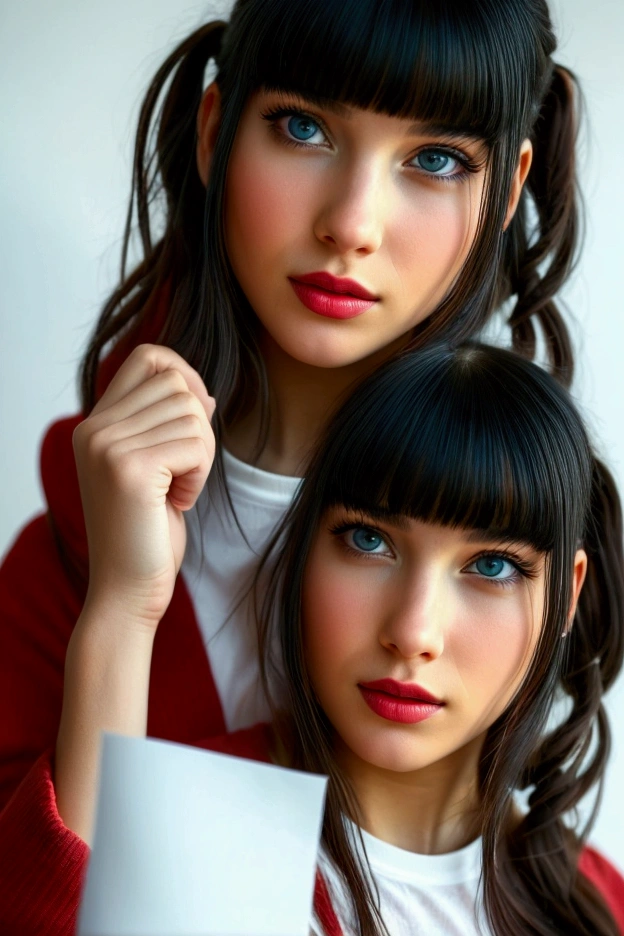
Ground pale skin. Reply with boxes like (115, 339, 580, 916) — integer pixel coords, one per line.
(302, 510, 587, 854)
(200, 85, 533, 471)
(55, 85, 533, 843)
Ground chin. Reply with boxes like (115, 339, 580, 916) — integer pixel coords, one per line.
(344, 726, 440, 775)
(272, 324, 391, 371)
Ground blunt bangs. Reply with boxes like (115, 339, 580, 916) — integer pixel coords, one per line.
(224, 0, 541, 142)
(314, 345, 591, 552)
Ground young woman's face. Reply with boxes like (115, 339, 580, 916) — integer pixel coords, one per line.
(302, 509, 551, 777)
(218, 90, 500, 369)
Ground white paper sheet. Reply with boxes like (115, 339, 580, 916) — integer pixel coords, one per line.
(77, 733, 328, 936)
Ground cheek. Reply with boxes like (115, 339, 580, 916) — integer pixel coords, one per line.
(226, 156, 276, 259)
(453, 587, 543, 720)
(301, 551, 375, 687)
(393, 179, 482, 282)
(225, 143, 310, 263)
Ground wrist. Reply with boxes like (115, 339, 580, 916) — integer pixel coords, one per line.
(78, 585, 167, 640)
(57, 596, 156, 844)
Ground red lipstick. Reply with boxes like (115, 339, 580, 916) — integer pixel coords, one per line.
(289, 271, 378, 320)
(358, 679, 444, 725)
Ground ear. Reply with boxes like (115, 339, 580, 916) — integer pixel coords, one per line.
(196, 82, 222, 187)
(564, 548, 588, 635)
(503, 138, 533, 231)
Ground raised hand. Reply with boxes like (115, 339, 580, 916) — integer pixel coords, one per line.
(72, 344, 215, 630)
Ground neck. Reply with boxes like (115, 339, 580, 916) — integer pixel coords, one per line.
(224, 330, 407, 476)
(336, 735, 485, 855)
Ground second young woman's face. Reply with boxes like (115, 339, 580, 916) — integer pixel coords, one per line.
(211, 89, 522, 370)
(302, 510, 567, 778)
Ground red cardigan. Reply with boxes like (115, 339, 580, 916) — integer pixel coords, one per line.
(0, 328, 622, 934)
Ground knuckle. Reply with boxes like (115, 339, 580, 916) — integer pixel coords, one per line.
(86, 425, 112, 461)
(100, 437, 124, 470)
(189, 437, 207, 460)
(132, 342, 157, 360)
(73, 419, 105, 462)
(161, 369, 187, 395)
(72, 420, 88, 451)
(182, 413, 202, 434)
(190, 394, 209, 420)
(180, 390, 201, 413)
(172, 387, 191, 403)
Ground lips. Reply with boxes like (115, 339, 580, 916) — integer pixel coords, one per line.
(293, 271, 378, 300)
(359, 679, 442, 703)
(289, 271, 379, 320)
(358, 679, 444, 725)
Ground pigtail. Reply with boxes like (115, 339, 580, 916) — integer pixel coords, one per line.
(505, 65, 581, 388)
(575, 457, 624, 690)
(79, 21, 226, 411)
(480, 455, 624, 935)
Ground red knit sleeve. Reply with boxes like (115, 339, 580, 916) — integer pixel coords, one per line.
(580, 845, 624, 933)
(0, 750, 88, 935)
(0, 514, 89, 934)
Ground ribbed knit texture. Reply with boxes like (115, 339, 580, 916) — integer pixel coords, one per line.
(0, 752, 87, 935)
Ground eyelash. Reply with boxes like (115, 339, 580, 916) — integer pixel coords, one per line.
(328, 520, 538, 584)
(260, 105, 482, 183)
(465, 550, 538, 589)
(329, 520, 395, 561)
(261, 106, 330, 150)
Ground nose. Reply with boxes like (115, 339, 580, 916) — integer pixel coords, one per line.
(379, 568, 446, 662)
(313, 161, 385, 256)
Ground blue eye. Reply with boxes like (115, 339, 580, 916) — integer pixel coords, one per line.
(413, 150, 460, 176)
(467, 556, 517, 580)
(287, 114, 323, 143)
(349, 527, 387, 554)
(476, 556, 505, 577)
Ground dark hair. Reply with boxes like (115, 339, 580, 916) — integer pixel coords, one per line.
(80, 0, 581, 422)
(258, 343, 624, 936)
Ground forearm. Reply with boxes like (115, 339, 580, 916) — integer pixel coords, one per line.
(55, 346, 215, 845)
(55, 596, 156, 845)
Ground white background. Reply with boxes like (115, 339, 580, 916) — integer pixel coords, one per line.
(1, 1, 623, 866)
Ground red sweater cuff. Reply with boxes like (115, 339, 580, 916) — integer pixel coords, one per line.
(0, 750, 89, 935)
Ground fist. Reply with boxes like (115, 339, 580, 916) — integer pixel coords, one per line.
(73, 344, 216, 628)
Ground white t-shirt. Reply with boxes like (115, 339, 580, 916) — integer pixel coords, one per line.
(314, 824, 489, 936)
(181, 448, 301, 731)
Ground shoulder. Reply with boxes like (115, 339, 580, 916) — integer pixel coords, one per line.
(195, 722, 274, 764)
(580, 845, 624, 933)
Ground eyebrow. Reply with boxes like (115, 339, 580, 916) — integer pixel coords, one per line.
(265, 89, 484, 144)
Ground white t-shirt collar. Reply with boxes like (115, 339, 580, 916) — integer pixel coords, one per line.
(350, 820, 483, 886)
(222, 447, 302, 508)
